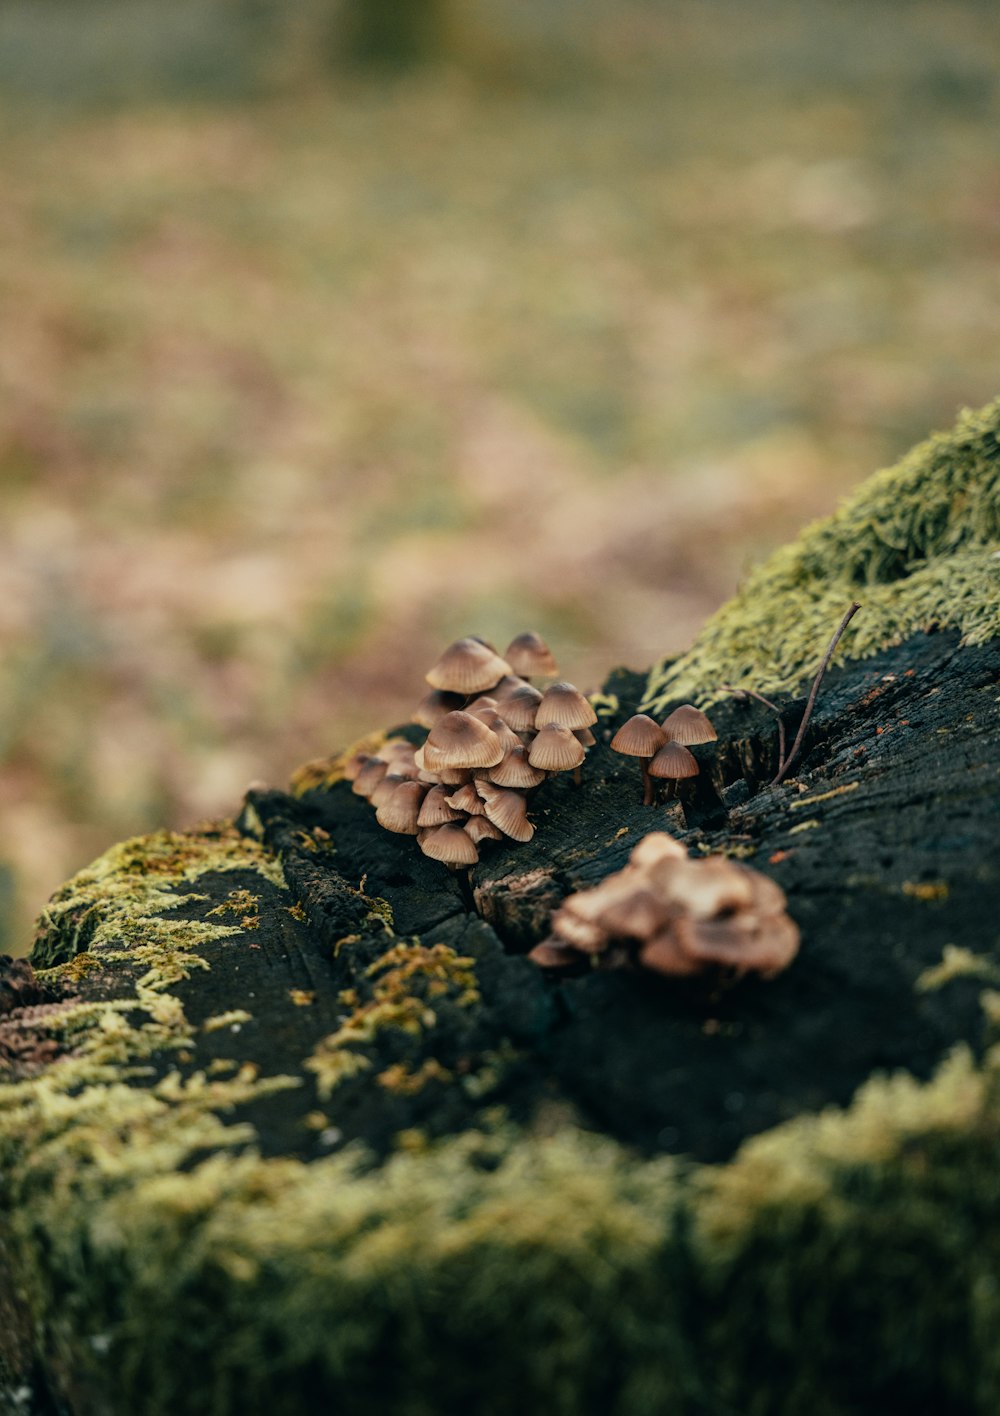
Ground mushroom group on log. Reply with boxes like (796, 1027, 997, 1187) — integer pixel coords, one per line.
(3, 398, 1000, 1415)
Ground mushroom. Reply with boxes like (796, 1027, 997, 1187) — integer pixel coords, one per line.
(448, 783, 487, 816)
(425, 638, 511, 696)
(504, 632, 559, 680)
(528, 831, 799, 983)
(419, 820, 480, 867)
(375, 780, 427, 835)
(610, 714, 669, 805)
(647, 740, 699, 799)
(536, 682, 597, 730)
(496, 683, 542, 732)
(475, 782, 534, 842)
(416, 785, 460, 828)
(661, 704, 717, 746)
(464, 815, 505, 845)
(351, 757, 389, 798)
(528, 722, 585, 773)
(413, 689, 467, 729)
(488, 746, 547, 790)
(424, 710, 504, 772)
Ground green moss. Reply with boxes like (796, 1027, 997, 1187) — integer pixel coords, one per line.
(5, 1045, 1000, 1413)
(305, 941, 479, 1100)
(641, 397, 1000, 713)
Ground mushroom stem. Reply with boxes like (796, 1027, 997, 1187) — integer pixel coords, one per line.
(641, 758, 654, 806)
(772, 601, 862, 786)
(573, 764, 582, 787)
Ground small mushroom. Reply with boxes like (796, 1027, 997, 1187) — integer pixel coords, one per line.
(528, 722, 585, 773)
(425, 638, 511, 696)
(536, 682, 597, 730)
(475, 782, 534, 842)
(610, 714, 668, 805)
(504, 632, 559, 680)
(464, 815, 505, 845)
(413, 689, 467, 729)
(488, 745, 546, 790)
(351, 757, 389, 798)
(370, 771, 414, 810)
(419, 820, 480, 867)
(661, 704, 717, 746)
(424, 710, 504, 771)
(527, 939, 585, 970)
(448, 783, 487, 816)
(375, 780, 427, 835)
(496, 683, 542, 732)
(416, 785, 460, 828)
(647, 741, 699, 799)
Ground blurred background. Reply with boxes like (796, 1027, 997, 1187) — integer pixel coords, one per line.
(1, 0, 999, 955)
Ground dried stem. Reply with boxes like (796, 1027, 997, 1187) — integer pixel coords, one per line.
(719, 684, 787, 775)
(772, 602, 862, 786)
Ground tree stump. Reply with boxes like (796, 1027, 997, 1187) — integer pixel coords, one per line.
(2, 399, 999, 1416)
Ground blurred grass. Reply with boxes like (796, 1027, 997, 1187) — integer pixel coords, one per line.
(1, 0, 999, 952)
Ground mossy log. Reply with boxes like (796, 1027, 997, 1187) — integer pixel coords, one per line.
(2, 400, 1000, 1416)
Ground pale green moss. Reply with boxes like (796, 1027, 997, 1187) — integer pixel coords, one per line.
(642, 397, 1000, 713)
(5, 1046, 1000, 1414)
(916, 946, 999, 993)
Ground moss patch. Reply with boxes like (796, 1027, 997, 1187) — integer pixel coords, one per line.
(4, 1046, 1000, 1414)
(642, 397, 1000, 713)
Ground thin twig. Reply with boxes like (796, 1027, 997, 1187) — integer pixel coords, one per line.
(772, 601, 862, 786)
(719, 684, 787, 775)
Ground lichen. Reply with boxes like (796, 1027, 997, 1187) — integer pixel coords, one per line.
(916, 945, 999, 992)
(642, 397, 1000, 713)
(289, 730, 389, 797)
(304, 940, 480, 1100)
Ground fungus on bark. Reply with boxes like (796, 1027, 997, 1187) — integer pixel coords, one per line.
(425, 638, 511, 695)
(660, 704, 717, 746)
(532, 832, 799, 981)
(537, 682, 598, 730)
(424, 711, 504, 771)
(504, 631, 559, 679)
(647, 740, 699, 799)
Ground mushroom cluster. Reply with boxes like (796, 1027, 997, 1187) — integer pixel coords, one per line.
(344, 634, 598, 868)
(611, 704, 717, 804)
(529, 832, 799, 980)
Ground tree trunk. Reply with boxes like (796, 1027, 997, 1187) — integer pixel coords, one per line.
(2, 399, 1000, 1415)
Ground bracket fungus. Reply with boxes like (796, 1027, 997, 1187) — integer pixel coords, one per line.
(529, 832, 799, 982)
(346, 633, 599, 867)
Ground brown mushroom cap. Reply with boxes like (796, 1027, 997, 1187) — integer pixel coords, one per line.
(416, 784, 460, 827)
(426, 638, 511, 695)
(424, 710, 504, 770)
(464, 815, 505, 845)
(504, 632, 559, 678)
(488, 745, 547, 789)
(527, 939, 585, 969)
(628, 832, 687, 870)
(610, 714, 668, 758)
(473, 711, 522, 755)
(536, 681, 597, 730)
(412, 689, 467, 730)
(448, 783, 486, 816)
(375, 780, 426, 834)
(573, 726, 597, 747)
(370, 771, 414, 810)
(647, 741, 699, 780)
(420, 820, 480, 866)
(342, 750, 373, 783)
(351, 757, 389, 798)
(476, 783, 534, 842)
(496, 683, 542, 732)
(528, 722, 586, 772)
(661, 704, 717, 746)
